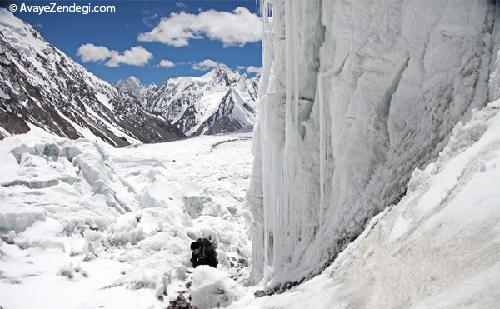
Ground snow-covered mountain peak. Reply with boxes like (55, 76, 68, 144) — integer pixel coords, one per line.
(195, 63, 237, 87)
(209, 63, 233, 86)
(236, 74, 249, 92)
(115, 76, 157, 106)
(120, 76, 141, 87)
(121, 65, 259, 137)
(115, 76, 143, 95)
(116, 76, 157, 90)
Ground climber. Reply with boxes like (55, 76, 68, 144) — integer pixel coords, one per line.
(190, 237, 218, 268)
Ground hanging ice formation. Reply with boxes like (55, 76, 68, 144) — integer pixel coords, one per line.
(248, 0, 500, 288)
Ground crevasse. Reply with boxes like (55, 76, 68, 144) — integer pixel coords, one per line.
(248, 0, 499, 288)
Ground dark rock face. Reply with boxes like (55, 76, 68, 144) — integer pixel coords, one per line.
(0, 10, 181, 146)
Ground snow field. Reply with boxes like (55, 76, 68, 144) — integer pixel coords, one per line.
(0, 130, 254, 308)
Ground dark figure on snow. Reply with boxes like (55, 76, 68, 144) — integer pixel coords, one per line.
(190, 237, 217, 268)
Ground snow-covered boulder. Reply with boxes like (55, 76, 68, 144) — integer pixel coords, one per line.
(0, 205, 46, 233)
(183, 195, 215, 218)
(106, 215, 144, 246)
(191, 266, 246, 309)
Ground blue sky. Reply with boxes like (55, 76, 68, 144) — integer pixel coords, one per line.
(13, 0, 262, 85)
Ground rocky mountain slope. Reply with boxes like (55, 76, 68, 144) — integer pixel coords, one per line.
(0, 9, 182, 146)
(116, 65, 258, 137)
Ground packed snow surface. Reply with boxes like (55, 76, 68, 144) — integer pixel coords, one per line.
(230, 100, 500, 308)
(190, 266, 246, 309)
(0, 129, 253, 309)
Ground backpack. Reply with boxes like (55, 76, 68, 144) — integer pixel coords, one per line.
(197, 238, 218, 267)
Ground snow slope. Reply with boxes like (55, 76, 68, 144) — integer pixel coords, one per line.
(0, 131, 253, 309)
(249, 0, 500, 287)
(232, 99, 500, 308)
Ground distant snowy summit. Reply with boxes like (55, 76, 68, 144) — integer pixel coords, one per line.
(0, 9, 258, 146)
(115, 64, 258, 137)
(115, 76, 158, 107)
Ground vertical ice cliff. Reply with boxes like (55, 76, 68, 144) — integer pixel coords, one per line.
(248, 0, 499, 288)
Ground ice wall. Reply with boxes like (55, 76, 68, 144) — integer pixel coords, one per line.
(249, 0, 498, 287)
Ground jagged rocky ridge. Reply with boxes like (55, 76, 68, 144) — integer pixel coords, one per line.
(248, 0, 500, 288)
(116, 65, 258, 137)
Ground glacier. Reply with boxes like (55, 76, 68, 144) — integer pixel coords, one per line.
(3, 1, 500, 307)
(248, 0, 500, 287)
(0, 129, 254, 308)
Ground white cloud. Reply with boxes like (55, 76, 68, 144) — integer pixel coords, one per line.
(158, 59, 176, 68)
(106, 46, 153, 67)
(192, 59, 218, 71)
(77, 44, 153, 67)
(175, 2, 186, 8)
(138, 7, 261, 47)
(246, 66, 261, 74)
(77, 43, 113, 62)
